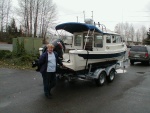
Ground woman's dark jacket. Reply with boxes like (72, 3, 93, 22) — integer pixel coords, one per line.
(38, 51, 63, 74)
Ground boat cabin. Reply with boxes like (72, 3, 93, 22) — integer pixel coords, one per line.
(56, 22, 123, 52)
(73, 32, 123, 51)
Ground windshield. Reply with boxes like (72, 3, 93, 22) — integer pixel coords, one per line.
(74, 34, 82, 46)
(131, 46, 147, 52)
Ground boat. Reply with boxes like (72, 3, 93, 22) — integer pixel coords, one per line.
(31, 19, 127, 85)
(55, 19, 127, 74)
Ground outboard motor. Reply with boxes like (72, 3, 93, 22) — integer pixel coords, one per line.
(42, 38, 65, 58)
(32, 39, 66, 71)
(52, 38, 66, 59)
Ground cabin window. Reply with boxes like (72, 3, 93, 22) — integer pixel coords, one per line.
(74, 34, 82, 46)
(106, 36, 111, 43)
(116, 36, 121, 43)
(112, 36, 116, 43)
(83, 34, 93, 51)
(94, 35, 103, 47)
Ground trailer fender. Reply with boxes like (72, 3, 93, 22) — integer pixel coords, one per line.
(93, 68, 106, 79)
(105, 64, 116, 76)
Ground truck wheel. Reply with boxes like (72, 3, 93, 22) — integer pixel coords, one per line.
(95, 71, 106, 86)
(107, 69, 115, 82)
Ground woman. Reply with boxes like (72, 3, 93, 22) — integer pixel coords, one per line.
(38, 44, 63, 98)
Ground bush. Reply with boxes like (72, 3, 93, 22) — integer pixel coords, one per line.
(0, 50, 39, 69)
(19, 54, 35, 62)
(0, 50, 12, 59)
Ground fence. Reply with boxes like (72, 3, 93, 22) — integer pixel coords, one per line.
(13, 37, 42, 55)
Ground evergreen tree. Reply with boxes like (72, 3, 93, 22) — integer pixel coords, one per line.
(143, 28, 150, 45)
(10, 18, 18, 35)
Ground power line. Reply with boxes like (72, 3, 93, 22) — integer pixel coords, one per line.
(128, 16, 150, 17)
(101, 20, 150, 22)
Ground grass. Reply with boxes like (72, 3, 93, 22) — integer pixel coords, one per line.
(0, 50, 38, 70)
(0, 59, 36, 70)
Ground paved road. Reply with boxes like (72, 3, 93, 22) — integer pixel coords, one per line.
(0, 62, 150, 113)
(0, 44, 12, 51)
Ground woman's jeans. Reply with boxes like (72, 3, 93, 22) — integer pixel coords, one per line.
(42, 72, 56, 95)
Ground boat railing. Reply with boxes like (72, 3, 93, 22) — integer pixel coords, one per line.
(94, 22, 107, 33)
(83, 30, 90, 50)
(83, 29, 96, 51)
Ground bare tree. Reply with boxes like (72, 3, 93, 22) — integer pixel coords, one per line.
(5, 0, 12, 31)
(0, 0, 12, 40)
(0, 0, 5, 32)
(29, 0, 33, 36)
(17, 0, 29, 36)
(115, 23, 140, 45)
(17, 0, 57, 39)
(124, 22, 130, 42)
(39, 0, 57, 40)
(140, 26, 147, 43)
(114, 23, 124, 38)
(129, 24, 135, 42)
(18, 0, 37, 37)
(135, 29, 141, 43)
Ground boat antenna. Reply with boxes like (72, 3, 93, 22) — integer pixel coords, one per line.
(91, 11, 93, 20)
(98, 22, 100, 27)
(83, 11, 85, 21)
(77, 16, 78, 22)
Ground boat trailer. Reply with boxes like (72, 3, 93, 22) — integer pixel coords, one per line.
(56, 62, 123, 86)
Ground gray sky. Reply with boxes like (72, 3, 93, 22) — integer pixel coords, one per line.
(12, 0, 150, 31)
(54, 0, 150, 31)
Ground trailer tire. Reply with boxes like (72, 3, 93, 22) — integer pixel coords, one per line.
(130, 60, 134, 65)
(95, 71, 106, 86)
(107, 69, 115, 82)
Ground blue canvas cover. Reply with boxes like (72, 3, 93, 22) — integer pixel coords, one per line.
(55, 22, 103, 34)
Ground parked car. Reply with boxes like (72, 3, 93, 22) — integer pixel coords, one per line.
(128, 45, 150, 65)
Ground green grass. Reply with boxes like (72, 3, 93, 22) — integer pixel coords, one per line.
(0, 50, 38, 70)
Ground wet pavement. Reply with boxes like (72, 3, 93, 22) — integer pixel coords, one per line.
(0, 63, 150, 113)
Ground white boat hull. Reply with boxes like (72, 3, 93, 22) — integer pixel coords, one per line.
(63, 49, 126, 71)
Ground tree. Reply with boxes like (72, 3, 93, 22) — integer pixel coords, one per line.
(129, 25, 135, 42)
(0, 0, 12, 32)
(140, 26, 147, 44)
(7, 18, 18, 35)
(114, 22, 135, 44)
(114, 23, 124, 39)
(148, 28, 150, 39)
(143, 28, 150, 45)
(17, 0, 57, 39)
(114, 22, 149, 45)
(135, 29, 141, 44)
(124, 22, 130, 42)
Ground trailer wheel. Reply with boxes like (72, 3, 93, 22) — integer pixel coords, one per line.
(95, 71, 106, 86)
(107, 69, 115, 82)
(130, 60, 134, 65)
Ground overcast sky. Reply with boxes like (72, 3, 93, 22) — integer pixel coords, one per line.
(12, 0, 150, 31)
(54, 0, 150, 31)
